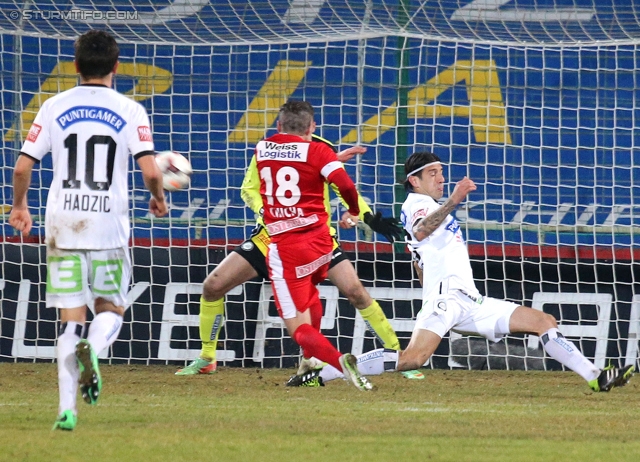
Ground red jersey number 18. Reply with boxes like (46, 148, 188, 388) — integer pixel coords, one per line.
(259, 166, 301, 207)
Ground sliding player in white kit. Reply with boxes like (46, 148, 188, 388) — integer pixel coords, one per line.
(9, 30, 167, 431)
(294, 151, 634, 393)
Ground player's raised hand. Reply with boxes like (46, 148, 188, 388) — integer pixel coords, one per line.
(149, 196, 168, 217)
(363, 211, 404, 243)
(450, 176, 476, 205)
(9, 207, 32, 236)
(337, 146, 367, 163)
(339, 211, 359, 229)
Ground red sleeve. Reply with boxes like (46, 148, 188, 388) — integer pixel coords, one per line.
(327, 168, 359, 216)
(309, 142, 359, 216)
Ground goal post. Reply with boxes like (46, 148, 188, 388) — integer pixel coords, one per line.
(1, 1, 639, 371)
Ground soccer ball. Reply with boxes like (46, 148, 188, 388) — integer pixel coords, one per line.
(155, 151, 192, 191)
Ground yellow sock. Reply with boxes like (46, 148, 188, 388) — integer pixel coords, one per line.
(199, 297, 225, 361)
(358, 300, 400, 350)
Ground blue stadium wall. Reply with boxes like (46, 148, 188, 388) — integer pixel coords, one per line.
(2, 34, 640, 247)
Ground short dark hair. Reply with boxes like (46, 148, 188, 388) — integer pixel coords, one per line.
(403, 151, 441, 192)
(278, 100, 314, 135)
(74, 30, 119, 79)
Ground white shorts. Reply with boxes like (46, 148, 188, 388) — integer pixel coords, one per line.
(45, 247, 131, 309)
(414, 290, 519, 342)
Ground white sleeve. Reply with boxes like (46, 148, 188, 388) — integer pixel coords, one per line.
(408, 196, 438, 229)
(21, 103, 51, 161)
(127, 103, 154, 156)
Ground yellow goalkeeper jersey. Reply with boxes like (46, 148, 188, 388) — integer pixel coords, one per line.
(241, 135, 371, 237)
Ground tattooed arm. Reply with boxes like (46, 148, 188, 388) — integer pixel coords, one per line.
(412, 176, 476, 242)
(412, 197, 458, 241)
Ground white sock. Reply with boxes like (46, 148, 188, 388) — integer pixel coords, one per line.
(57, 322, 83, 414)
(319, 349, 398, 382)
(541, 328, 600, 381)
(318, 364, 343, 382)
(87, 311, 123, 354)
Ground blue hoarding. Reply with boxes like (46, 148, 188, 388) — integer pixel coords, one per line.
(2, 1, 640, 248)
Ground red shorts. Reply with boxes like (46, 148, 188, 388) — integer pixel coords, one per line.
(266, 229, 333, 320)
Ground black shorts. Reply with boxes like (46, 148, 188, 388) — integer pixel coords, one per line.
(232, 224, 348, 280)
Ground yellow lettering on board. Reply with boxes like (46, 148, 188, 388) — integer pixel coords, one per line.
(228, 60, 310, 144)
(5, 61, 173, 143)
(341, 59, 511, 145)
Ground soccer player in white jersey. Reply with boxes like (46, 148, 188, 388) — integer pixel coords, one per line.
(290, 151, 635, 392)
(9, 30, 167, 430)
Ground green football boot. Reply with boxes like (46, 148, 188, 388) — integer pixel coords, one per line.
(401, 370, 425, 380)
(589, 364, 635, 392)
(175, 358, 217, 375)
(339, 353, 374, 391)
(75, 339, 102, 405)
(296, 357, 326, 375)
(52, 410, 77, 431)
(286, 370, 324, 387)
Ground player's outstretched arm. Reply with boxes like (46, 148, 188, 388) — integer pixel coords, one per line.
(137, 153, 167, 217)
(339, 211, 358, 229)
(336, 145, 366, 163)
(363, 211, 404, 243)
(413, 176, 476, 241)
(332, 144, 404, 242)
(240, 155, 263, 215)
(340, 209, 404, 243)
(331, 146, 372, 231)
(327, 169, 360, 223)
(9, 154, 36, 236)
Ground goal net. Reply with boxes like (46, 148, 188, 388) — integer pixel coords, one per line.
(1, 0, 639, 371)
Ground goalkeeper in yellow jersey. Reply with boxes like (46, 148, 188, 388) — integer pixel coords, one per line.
(176, 135, 412, 377)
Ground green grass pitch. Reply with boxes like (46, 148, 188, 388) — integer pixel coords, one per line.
(1, 363, 639, 461)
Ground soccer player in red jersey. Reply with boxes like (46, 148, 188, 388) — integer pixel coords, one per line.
(255, 100, 372, 390)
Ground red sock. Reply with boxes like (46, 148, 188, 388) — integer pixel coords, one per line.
(309, 298, 322, 331)
(292, 324, 342, 370)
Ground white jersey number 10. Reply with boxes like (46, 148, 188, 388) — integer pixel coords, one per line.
(62, 133, 116, 191)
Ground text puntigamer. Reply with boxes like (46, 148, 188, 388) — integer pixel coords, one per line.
(56, 106, 126, 133)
